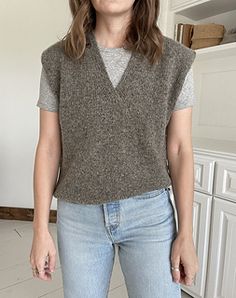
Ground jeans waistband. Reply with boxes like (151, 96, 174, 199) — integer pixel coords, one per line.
(132, 186, 171, 199)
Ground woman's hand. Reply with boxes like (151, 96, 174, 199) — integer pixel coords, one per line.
(29, 229, 57, 281)
(170, 233, 199, 286)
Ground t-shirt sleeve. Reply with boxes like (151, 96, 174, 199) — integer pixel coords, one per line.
(36, 66, 59, 112)
(173, 67, 195, 111)
(36, 44, 61, 112)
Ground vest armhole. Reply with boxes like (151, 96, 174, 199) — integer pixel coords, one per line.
(166, 46, 196, 125)
(40, 42, 62, 103)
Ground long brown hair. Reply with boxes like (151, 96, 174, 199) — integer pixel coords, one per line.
(60, 0, 164, 65)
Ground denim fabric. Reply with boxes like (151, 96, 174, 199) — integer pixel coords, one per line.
(56, 187, 181, 298)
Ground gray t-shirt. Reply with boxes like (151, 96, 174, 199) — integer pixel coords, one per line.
(36, 43, 195, 112)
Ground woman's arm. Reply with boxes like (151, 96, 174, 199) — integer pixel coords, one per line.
(166, 107, 199, 285)
(166, 107, 194, 237)
(30, 109, 61, 281)
(33, 109, 61, 231)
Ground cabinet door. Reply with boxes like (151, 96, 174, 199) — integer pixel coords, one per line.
(194, 155, 215, 195)
(205, 197, 236, 298)
(215, 160, 236, 203)
(169, 190, 212, 298)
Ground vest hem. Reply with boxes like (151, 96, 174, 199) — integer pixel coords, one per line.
(53, 181, 172, 205)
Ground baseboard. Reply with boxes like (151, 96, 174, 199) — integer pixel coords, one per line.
(0, 207, 57, 223)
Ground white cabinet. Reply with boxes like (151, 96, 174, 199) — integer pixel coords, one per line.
(168, 150, 236, 297)
(183, 150, 236, 298)
(205, 197, 236, 298)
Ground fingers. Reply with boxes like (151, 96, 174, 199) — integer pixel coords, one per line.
(183, 256, 199, 286)
(30, 254, 53, 281)
(177, 260, 197, 286)
(48, 250, 56, 273)
(30, 255, 38, 278)
(29, 230, 57, 281)
(171, 254, 181, 283)
(31, 264, 38, 279)
(184, 265, 197, 286)
(171, 255, 196, 286)
(36, 263, 50, 281)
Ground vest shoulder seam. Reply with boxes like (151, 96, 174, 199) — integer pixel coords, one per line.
(162, 35, 196, 61)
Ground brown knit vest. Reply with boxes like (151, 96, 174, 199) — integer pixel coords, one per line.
(40, 31, 196, 204)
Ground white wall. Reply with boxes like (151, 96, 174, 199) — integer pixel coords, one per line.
(0, 0, 71, 209)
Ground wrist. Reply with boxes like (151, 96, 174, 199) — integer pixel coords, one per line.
(177, 229, 193, 240)
(33, 221, 49, 233)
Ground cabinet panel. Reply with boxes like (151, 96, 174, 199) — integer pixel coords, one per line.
(180, 192, 212, 298)
(205, 197, 236, 298)
(194, 155, 215, 194)
(192, 57, 236, 141)
(215, 160, 236, 202)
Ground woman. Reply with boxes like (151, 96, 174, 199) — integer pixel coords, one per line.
(30, 0, 199, 297)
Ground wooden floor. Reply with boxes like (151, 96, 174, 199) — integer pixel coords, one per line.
(0, 219, 192, 298)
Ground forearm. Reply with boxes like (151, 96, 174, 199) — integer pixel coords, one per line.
(33, 142, 60, 232)
(167, 147, 194, 238)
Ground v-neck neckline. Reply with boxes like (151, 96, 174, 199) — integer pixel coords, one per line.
(88, 30, 136, 95)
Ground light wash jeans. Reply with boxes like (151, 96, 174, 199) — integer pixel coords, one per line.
(56, 187, 181, 298)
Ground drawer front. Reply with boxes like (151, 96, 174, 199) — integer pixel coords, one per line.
(170, 0, 202, 11)
(215, 160, 236, 202)
(194, 156, 215, 194)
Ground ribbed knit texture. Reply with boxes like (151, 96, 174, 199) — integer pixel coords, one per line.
(40, 31, 196, 204)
